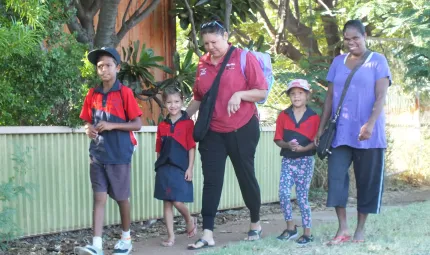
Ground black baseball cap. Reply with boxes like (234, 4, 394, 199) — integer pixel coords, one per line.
(87, 47, 121, 65)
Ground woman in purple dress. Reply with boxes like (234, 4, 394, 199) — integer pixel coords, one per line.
(316, 20, 391, 244)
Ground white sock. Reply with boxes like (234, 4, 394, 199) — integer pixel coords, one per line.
(122, 230, 131, 244)
(92, 236, 103, 250)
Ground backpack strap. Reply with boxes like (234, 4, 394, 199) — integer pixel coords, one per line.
(240, 49, 249, 79)
(119, 84, 129, 122)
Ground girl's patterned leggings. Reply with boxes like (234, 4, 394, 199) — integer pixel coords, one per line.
(279, 156, 315, 228)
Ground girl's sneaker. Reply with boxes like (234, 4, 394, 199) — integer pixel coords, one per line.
(276, 226, 298, 241)
(113, 240, 132, 255)
(296, 234, 314, 245)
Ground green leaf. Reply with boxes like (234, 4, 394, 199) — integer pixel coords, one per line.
(183, 49, 194, 70)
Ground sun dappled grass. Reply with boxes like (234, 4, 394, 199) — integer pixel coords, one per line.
(199, 202, 430, 255)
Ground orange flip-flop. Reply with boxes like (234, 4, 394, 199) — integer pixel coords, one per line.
(326, 235, 351, 246)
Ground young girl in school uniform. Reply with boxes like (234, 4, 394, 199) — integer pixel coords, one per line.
(273, 79, 320, 245)
(154, 87, 197, 247)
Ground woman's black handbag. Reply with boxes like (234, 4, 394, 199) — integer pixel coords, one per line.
(193, 46, 236, 142)
(317, 50, 371, 160)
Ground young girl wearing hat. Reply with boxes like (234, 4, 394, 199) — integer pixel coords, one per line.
(273, 79, 320, 245)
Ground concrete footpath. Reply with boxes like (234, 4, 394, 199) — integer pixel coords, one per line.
(128, 208, 357, 255)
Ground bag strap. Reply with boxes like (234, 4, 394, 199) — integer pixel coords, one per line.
(119, 84, 129, 122)
(207, 46, 236, 99)
(333, 50, 371, 121)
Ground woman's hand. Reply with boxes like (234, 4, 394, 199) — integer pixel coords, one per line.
(314, 129, 324, 146)
(185, 168, 193, 182)
(227, 92, 242, 117)
(358, 122, 374, 141)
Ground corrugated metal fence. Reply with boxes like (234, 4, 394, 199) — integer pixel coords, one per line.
(0, 127, 282, 237)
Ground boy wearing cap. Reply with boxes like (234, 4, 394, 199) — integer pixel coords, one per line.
(273, 79, 320, 245)
(75, 47, 142, 255)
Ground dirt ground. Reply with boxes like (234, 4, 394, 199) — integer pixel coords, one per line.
(3, 186, 430, 255)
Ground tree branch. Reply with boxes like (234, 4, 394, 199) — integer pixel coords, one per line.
(225, 0, 232, 32)
(283, 2, 321, 56)
(184, 0, 201, 57)
(233, 32, 248, 46)
(68, 0, 97, 46)
(134, 0, 149, 17)
(122, 0, 133, 26)
(258, 6, 276, 38)
(316, 0, 332, 15)
(67, 17, 91, 45)
(233, 28, 251, 41)
(73, 0, 86, 18)
(268, 0, 278, 9)
(293, 0, 300, 23)
(278, 41, 303, 62)
(116, 0, 161, 46)
(89, 0, 102, 16)
(275, 0, 289, 53)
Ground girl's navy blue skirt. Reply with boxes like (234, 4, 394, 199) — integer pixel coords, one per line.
(154, 164, 193, 202)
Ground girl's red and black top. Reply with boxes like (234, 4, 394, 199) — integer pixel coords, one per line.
(155, 111, 196, 171)
(274, 106, 320, 158)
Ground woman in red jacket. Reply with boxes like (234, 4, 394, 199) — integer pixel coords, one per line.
(186, 17, 268, 250)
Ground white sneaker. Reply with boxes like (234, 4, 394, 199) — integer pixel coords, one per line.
(113, 240, 132, 255)
(74, 245, 104, 255)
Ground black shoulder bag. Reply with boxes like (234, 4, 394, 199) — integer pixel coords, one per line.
(193, 46, 236, 142)
(317, 50, 371, 160)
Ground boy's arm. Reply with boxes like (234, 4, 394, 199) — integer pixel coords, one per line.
(95, 117, 142, 132)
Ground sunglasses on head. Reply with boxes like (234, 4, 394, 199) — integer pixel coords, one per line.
(201, 21, 224, 29)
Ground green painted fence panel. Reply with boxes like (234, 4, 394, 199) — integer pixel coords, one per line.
(0, 127, 289, 237)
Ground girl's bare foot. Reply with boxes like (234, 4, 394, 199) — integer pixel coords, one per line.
(186, 217, 197, 238)
(161, 237, 175, 247)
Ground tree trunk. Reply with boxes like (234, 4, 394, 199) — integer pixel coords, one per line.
(94, 0, 121, 48)
(224, 0, 232, 32)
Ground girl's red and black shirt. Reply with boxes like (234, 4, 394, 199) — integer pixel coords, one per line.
(274, 106, 320, 158)
(155, 111, 196, 171)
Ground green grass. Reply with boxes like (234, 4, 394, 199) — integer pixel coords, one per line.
(199, 202, 430, 255)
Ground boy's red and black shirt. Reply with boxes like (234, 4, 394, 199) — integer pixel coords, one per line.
(155, 111, 196, 172)
(80, 80, 143, 164)
(274, 106, 320, 158)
